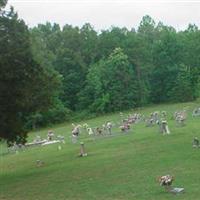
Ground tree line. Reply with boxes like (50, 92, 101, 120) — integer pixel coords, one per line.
(0, 1, 200, 144)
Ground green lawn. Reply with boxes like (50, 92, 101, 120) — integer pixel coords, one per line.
(1, 102, 200, 200)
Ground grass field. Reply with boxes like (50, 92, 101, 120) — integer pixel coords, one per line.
(1, 102, 200, 200)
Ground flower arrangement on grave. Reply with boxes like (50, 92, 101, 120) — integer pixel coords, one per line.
(158, 175, 174, 186)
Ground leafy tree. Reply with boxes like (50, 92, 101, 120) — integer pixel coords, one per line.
(168, 65, 194, 102)
(150, 27, 182, 102)
(29, 23, 71, 126)
(54, 47, 85, 110)
(138, 15, 156, 40)
(131, 15, 157, 105)
(0, 0, 7, 10)
(0, 7, 62, 144)
(97, 27, 128, 59)
(80, 23, 98, 65)
(179, 24, 200, 99)
(81, 48, 138, 113)
(25, 99, 71, 129)
(3, 8, 199, 133)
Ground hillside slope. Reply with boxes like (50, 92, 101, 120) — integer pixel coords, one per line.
(1, 102, 200, 200)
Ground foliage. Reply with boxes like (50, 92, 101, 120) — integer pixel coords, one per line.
(1, 4, 200, 143)
(0, 8, 62, 144)
(25, 100, 71, 129)
(29, 15, 200, 115)
(0, 0, 7, 10)
(168, 65, 193, 102)
(29, 23, 70, 126)
(81, 48, 138, 113)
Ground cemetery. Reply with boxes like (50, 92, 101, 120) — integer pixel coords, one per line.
(1, 101, 200, 200)
(1, 1, 200, 200)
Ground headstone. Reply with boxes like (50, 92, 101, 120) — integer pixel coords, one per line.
(47, 130, 54, 141)
(156, 120, 162, 133)
(88, 128, 94, 136)
(96, 127, 103, 135)
(106, 122, 112, 134)
(161, 120, 170, 135)
(175, 111, 186, 126)
(72, 134, 78, 144)
(170, 187, 184, 194)
(158, 175, 184, 194)
(79, 142, 87, 157)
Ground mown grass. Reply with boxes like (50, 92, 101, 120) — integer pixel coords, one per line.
(0, 102, 200, 200)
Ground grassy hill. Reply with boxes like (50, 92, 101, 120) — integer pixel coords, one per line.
(1, 102, 200, 200)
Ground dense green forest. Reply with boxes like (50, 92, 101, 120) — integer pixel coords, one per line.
(0, 1, 200, 143)
(29, 17, 200, 123)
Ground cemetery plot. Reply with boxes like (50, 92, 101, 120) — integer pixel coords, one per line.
(0, 102, 200, 200)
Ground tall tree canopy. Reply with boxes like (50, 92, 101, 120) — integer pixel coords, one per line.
(1, 7, 200, 144)
(0, 6, 62, 144)
(28, 15, 200, 115)
(0, 0, 7, 10)
(79, 48, 137, 113)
